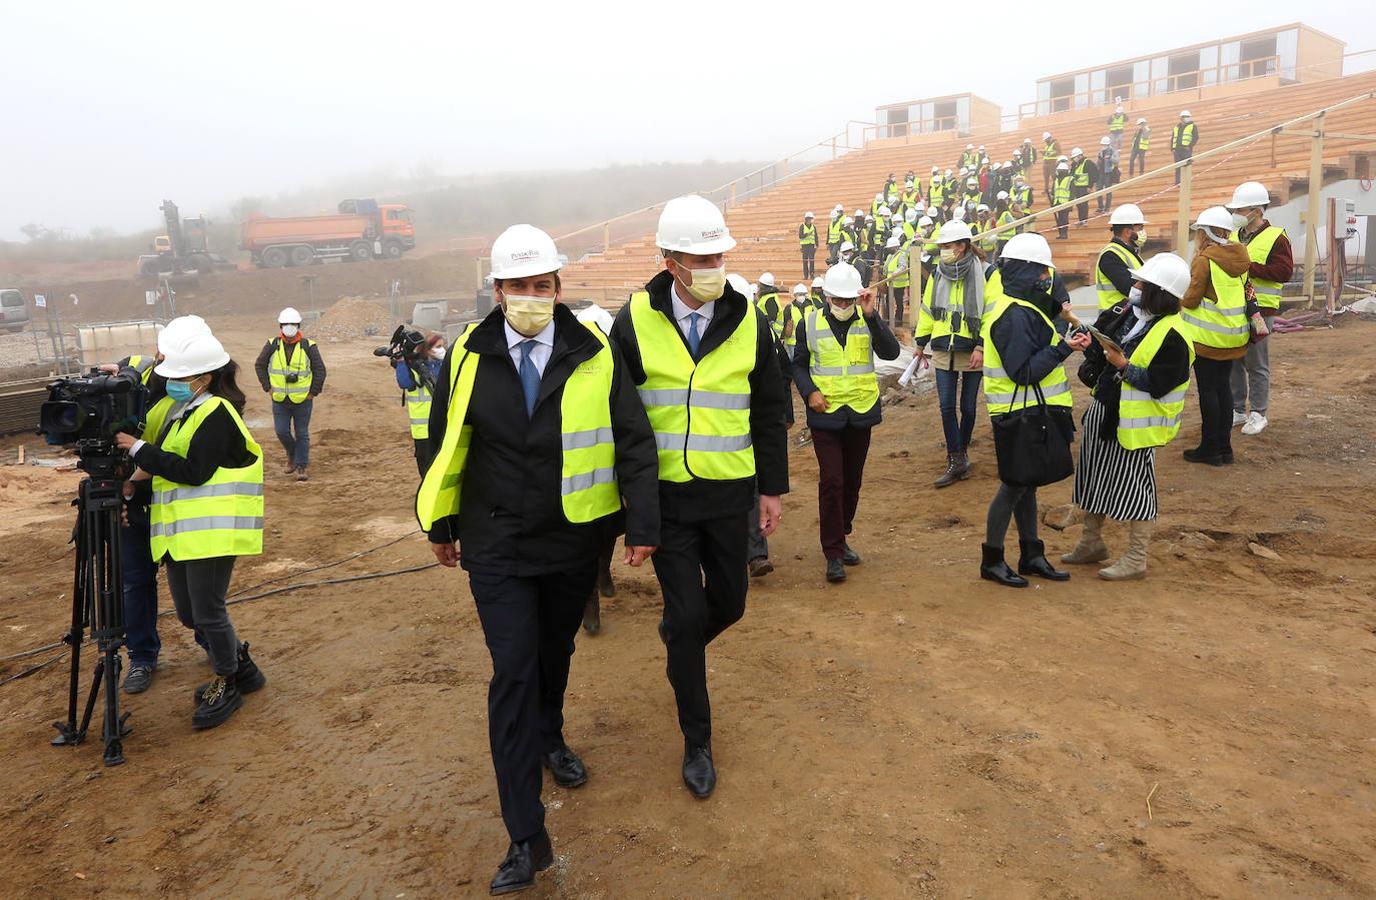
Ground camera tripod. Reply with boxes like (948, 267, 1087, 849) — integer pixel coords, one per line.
(51, 454, 132, 766)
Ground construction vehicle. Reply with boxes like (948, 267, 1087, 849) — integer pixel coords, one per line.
(137, 200, 235, 277)
(239, 199, 416, 268)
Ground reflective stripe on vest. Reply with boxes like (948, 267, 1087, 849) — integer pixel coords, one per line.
(127, 354, 156, 385)
(1109, 113, 1126, 132)
(757, 293, 785, 340)
(828, 218, 843, 243)
(149, 396, 264, 561)
(1044, 140, 1058, 160)
(1053, 176, 1072, 204)
(885, 251, 909, 289)
(627, 291, 756, 484)
(913, 274, 979, 347)
(1136, 130, 1150, 151)
(1231, 225, 1286, 310)
(981, 298, 1072, 415)
(1072, 159, 1091, 188)
(805, 308, 878, 415)
(1179, 260, 1248, 348)
(1116, 316, 1195, 450)
(1095, 241, 1143, 310)
(405, 379, 431, 439)
(1172, 122, 1196, 148)
(413, 321, 620, 531)
(799, 223, 817, 246)
(269, 338, 314, 403)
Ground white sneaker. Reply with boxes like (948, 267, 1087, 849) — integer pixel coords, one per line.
(1241, 412, 1268, 435)
(1231, 411, 1248, 428)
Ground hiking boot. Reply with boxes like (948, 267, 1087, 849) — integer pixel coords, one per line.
(1061, 512, 1109, 564)
(933, 453, 963, 488)
(123, 663, 154, 694)
(195, 642, 265, 705)
(192, 674, 243, 730)
(748, 557, 775, 578)
(295, 468, 309, 482)
(1018, 539, 1070, 581)
(980, 544, 1027, 588)
(825, 558, 847, 582)
(1099, 521, 1152, 581)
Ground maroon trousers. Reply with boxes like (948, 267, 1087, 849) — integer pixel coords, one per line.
(811, 425, 873, 560)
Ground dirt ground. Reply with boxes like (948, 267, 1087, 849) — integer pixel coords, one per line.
(1, 313, 1374, 898)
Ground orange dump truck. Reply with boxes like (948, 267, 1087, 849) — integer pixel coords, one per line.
(240, 199, 415, 268)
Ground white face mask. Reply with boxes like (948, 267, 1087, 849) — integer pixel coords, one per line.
(1127, 286, 1143, 306)
(503, 294, 555, 337)
(432, 346, 447, 361)
(1231, 212, 1249, 230)
(281, 324, 299, 337)
(676, 263, 726, 303)
(828, 301, 857, 321)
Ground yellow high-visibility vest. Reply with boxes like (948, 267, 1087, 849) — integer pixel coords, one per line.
(799, 222, 817, 246)
(1179, 260, 1248, 349)
(1171, 122, 1196, 149)
(1116, 316, 1194, 450)
(1231, 225, 1286, 310)
(404, 374, 431, 440)
(980, 298, 1073, 415)
(803, 308, 878, 414)
(269, 338, 314, 403)
(1095, 241, 1143, 310)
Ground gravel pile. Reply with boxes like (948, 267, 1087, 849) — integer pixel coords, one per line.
(313, 297, 394, 340)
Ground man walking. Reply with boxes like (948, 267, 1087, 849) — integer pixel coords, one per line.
(1129, 118, 1150, 178)
(610, 195, 789, 800)
(254, 307, 325, 481)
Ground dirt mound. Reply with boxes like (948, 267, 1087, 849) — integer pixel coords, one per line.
(313, 297, 394, 339)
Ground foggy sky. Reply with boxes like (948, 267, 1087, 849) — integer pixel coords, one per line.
(4, 0, 1374, 241)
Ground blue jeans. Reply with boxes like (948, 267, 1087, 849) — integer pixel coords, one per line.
(934, 367, 982, 454)
(120, 519, 161, 668)
(272, 398, 313, 468)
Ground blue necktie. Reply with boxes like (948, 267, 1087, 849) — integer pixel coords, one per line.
(687, 312, 702, 356)
(518, 340, 540, 418)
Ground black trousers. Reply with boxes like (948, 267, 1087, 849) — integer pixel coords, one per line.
(801, 245, 816, 279)
(1055, 208, 1070, 239)
(650, 514, 748, 747)
(1073, 186, 1089, 223)
(1192, 356, 1234, 457)
(468, 564, 596, 843)
(1174, 147, 1193, 184)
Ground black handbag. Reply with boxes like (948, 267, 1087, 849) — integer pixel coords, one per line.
(992, 376, 1074, 487)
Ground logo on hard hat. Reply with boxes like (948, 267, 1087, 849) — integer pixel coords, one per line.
(699, 228, 725, 240)
(510, 249, 541, 261)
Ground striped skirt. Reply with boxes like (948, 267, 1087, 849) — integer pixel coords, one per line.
(1073, 399, 1158, 521)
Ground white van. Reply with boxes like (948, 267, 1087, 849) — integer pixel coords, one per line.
(1, 288, 30, 333)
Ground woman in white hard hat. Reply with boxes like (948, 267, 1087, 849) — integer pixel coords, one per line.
(979, 233, 1093, 588)
(114, 318, 267, 730)
(913, 218, 988, 488)
(418, 223, 660, 894)
(1063, 253, 1194, 580)
(792, 262, 900, 582)
(253, 307, 326, 481)
(1179, 206, 1251, 466)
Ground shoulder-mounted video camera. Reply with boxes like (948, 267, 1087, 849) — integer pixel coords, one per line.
(373, 325, 426, 364)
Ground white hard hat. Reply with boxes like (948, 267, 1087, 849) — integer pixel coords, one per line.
(1043, 131, 1052, 139)
(155, 325, 231, 378)
(965, 177, 978, 188)
(997, 190, 1009, 200)
(1000, 232, 1054, 267)
(917, 215, 933, 228)
(890, 213, 903, 224)
(1226, 181, 1271, 209)
(834, 203, 844, 212)
(656, 195, 736, 254)
(842, 216, 853, 225)
(811, 275, 824, 288)
(278, 306, 302, 324)
(1180, 109, 1192, 117)
(931, 166, 940, 173)
(1129, 252, 1191, 299)
(157, 315, 211, 357)
(490, 224, 562, 279)
(1109, 203, 1146, 226)
(966, 143, 974, 150)
(1192, 206, 1234, 232)
(959, 167, 969, 176)
(978, 144, 985, 151)
(864, 214, 875, 222)
(952, 207, 967, 220)
(977, 204, 990, 213)
(877, 205, 891, 217)
(792, 282, 808, 295)
(839, 240, 855, 253)
(804, 210, 814, 218)
(904, 208, 918, 222)
(758, 271, 775, 287)
(885, 235, 901, 249)
(1058, 154, 1069, 162)
(1057, 162, 1070, 171)
(926, 206, 939, 217)
(1136, 117, 1147, 124)
(945, 168, 953, 176)
(937, 220, 973, 243)
(822, 262, 863, 299)
(1071, 146, 1083, 157)
(874, 193, 884, 202)
(726, 273, 753, 301)
(1100, 136, 1111, 145)
(854, 208, 865, 218)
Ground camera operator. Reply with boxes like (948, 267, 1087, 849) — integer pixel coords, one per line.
(392, 333, 445, 475)
(114, 318, 268, 731)
(253, 307, 326, 482)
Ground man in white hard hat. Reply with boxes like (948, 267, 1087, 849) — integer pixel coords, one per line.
(253, 307, 326, 481)
(418, 224, 661, 894)
(1096, 136, 1121, 213)
(1107, 103, 1128, 152)
(609, 195, 789, 800)
(882, 234, 909, 325)
(827, 205, 844, 264)
(1052, 162, 1073, 240)
(799, 211, 818, 279)
(809, 274, 825, 309)
(1172, 110, 1199, 184)
(1226, 181, 1293, 436)
(1096, 205, 1147, 310)
(792, 262, 900, 582)
(1042, 130, 1060, 199)
(1069, 147, 1098, 228)
(1129, 117, 1151, 178)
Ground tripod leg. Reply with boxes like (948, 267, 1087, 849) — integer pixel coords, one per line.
(102, 645, 126, 766)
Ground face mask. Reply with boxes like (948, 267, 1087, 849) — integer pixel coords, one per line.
(940, 248, 959, 264)
(1126, 230, 1140, 248)
(1127, 286, 1143, 306)
(1035, 270, 1054, 294)
(281, 324, 299, 338)
(676, 263, 726, 303)
(166, 379, 196, 402)
(828, 301, 857, 321)
(503, 294, 555, 337)
(1231, 212, 1249, 230)
(432, 346, 446, 361)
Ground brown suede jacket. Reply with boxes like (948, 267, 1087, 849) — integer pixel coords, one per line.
(1181, 241, 1252, 361)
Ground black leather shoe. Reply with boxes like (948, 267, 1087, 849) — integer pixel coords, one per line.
(1220, 450, 1235, 464)
(841, 543, 862, 566)
(825, 558, 847, 582)
(543, 744, 588, 788)
(980, 543, 1028, 588)
(1182, 447, 1225, 466)
(489, 831, 553, 895)
(581, 594, 601, 635)
(191, 675, 243, 730)
(1018, 540, 1071, 581)
(195, 642, 266, 705)
(682, 742, 716, 798)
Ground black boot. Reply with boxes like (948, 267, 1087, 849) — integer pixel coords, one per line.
(825, 558, 847, 582)
(933, 453, 962, 488)
(980, 544, 1028, 588)
(490, 831, 553, 895)
(841, 542, 862, 566)
(194, 642, 266, 706)
(191, 674, 243, 730)
(1018, 540, 1070, 581)
(597, 564, 615, 598)
(581, 593, 601, 635)
(682, 741, 717, 799)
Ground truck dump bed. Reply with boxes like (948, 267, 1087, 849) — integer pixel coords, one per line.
(240, 214, 371, 251)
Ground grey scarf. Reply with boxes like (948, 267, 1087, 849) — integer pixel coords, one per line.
(933, 254, 986, 335)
